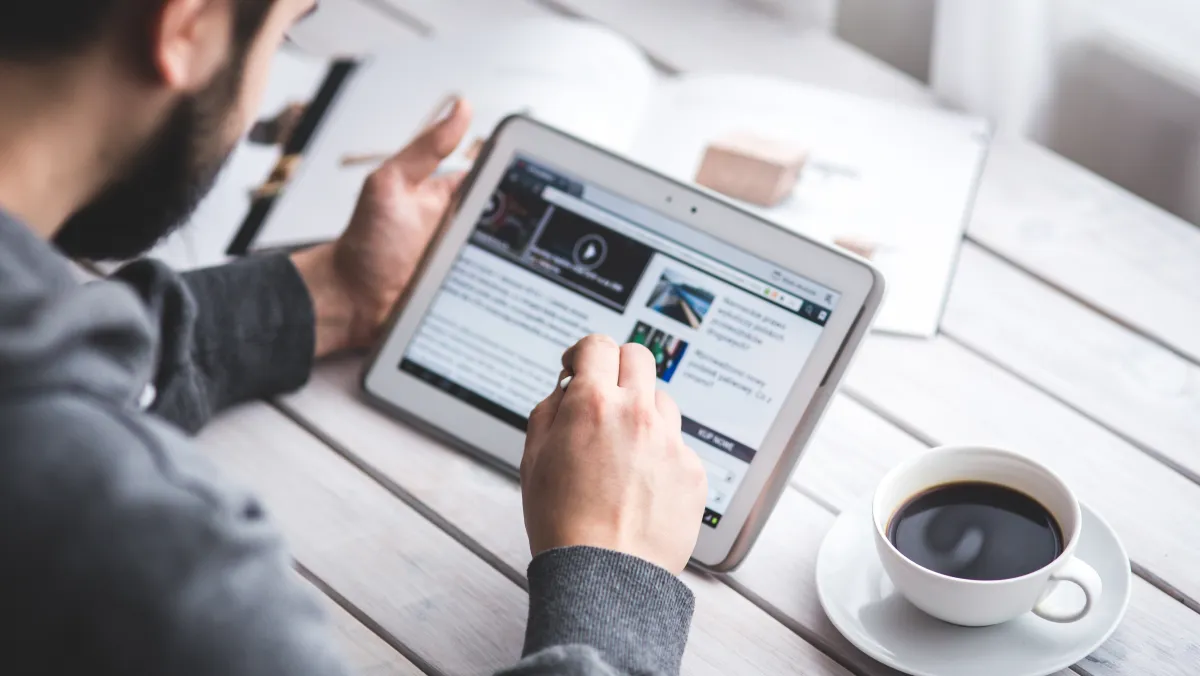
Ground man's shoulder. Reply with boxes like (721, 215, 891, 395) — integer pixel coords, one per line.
(0, 388, 345, 676)
(0, 387, 256, 529)
(0, 389, 262, 548)
(0, 265, 155, 406)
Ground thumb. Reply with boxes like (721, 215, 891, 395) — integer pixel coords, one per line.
(385, 98, 473, 186)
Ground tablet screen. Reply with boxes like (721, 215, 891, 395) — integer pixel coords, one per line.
(401, 156, 840, 527)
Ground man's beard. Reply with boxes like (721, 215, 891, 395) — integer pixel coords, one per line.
(54, 60, 243, 261)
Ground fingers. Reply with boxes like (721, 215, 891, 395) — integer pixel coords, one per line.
(618, 343, 657, 393)
(655, 390, 683, 432)
(431, 170, 468, 199)
(563, 337, 659, 392)
(382, 98, 473, 186)
(562, 334, 620, 387)
(417, 93, 460, 132)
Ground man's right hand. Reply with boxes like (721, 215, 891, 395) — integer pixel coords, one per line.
(520, 334, 709, 575)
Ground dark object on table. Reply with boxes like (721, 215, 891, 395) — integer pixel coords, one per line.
(249, 102, 309, 147)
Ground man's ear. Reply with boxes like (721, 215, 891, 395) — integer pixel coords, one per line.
(151, 0, 233, 91)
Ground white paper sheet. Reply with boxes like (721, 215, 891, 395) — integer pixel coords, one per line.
(254, 18, 656, 250)
(631, 74, 990, 336)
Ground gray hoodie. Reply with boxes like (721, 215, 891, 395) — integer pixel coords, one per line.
(0, 208, 693, 676)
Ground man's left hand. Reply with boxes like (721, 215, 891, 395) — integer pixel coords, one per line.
(292, 98, 473, 357)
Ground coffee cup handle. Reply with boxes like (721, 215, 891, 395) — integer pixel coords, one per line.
(1033, 558, 1103, 623)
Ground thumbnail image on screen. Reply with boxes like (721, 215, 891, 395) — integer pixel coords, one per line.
(627, 321, 689, 383)
(646, 269, 716, 329)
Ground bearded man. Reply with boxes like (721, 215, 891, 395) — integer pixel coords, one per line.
(0, 2, 707, 674)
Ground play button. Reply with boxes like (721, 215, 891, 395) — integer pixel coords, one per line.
(572, 234, 608, 270)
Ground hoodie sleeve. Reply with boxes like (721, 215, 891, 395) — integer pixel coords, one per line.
(500, 547, 696, 676)
(113, 255, 316, 433)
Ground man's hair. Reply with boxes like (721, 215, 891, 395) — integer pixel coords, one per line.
(0, 0, 276, 62)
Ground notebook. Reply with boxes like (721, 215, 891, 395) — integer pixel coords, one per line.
(245, 17, 990, 337)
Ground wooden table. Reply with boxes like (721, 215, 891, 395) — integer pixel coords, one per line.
(197, 1, 1200, 674)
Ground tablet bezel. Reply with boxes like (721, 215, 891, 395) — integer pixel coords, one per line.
(363, 115, 884, 571)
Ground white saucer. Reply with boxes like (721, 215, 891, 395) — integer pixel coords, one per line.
(816, 500, 1132, 676)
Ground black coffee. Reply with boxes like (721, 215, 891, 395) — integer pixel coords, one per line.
(887, 481, 1063, 581)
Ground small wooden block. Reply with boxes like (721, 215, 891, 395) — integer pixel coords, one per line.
(695, 132, 808, 207)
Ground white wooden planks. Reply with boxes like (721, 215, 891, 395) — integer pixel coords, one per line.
(279, 358, 857, 676)
(944, 244, 1200, 482)
(967, 139, 1200, 364)
(305, 578, 426, 675)
(728, 495, 914, 676)
(278, 354, 1200, 676)
(791, 395, 928, 509)
(197, 403, 528, 675)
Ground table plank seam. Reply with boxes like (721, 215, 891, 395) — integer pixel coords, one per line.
(206, 402, 538, 675)
(939, 330, 1200, 488)
(840, 380, 1200, 615)
(718, 574, 881, 676)
(962, 240, 1200, 370)
(272, 399, 532, 592)
(792, 483, 840, 517)
(1130, 562, 1200, 616)
(836, 389, 940, 448)
(296, 561, 444, 676)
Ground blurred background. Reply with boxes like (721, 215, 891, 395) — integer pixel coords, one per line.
(775, 0, 1200, 227)
(164, 0, 1200, 270)
(290, 0, 1200, 226)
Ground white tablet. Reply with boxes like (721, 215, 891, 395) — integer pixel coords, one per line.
(363, 116, 884, 571)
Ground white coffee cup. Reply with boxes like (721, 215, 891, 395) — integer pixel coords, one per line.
(872, 446, 1103, 627)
